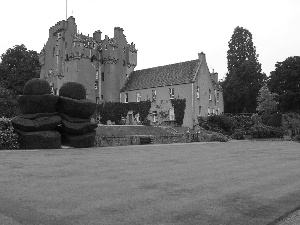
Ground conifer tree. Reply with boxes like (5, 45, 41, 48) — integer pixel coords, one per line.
(256, 85, 278, 115)
(222, 26, 267, 113)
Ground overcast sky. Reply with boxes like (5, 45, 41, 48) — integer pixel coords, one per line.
(0, 0, 299, 80)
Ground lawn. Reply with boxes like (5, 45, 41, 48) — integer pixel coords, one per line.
(0, 141, 299, 225)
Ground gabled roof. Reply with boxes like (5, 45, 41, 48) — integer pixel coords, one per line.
(121, 59, 200, 92)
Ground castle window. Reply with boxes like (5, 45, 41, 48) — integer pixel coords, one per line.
(208, 107, 211, 116)
(96, 70, 99, 80)
(199, 106, 202, 116)
(66, 54, 69, 61)
(101, 95, 103, 100)
(169, 108, 175, 121)
(123, 47, 126, 53)
(53, 47, 55, 57)
(95, 81, 98, 89)
(209, 89, 212, 100)
(169, 88, 174, 99)
(216, 109, 219, 115)
(123, 60, 125, 66)
(196, 86, 200, 98)
(136, 92, 141, 102)
(152, 90, 156, 101)
(152, 111, 157, 122)
(101, 72, 104, 81)
(217, 92, 219, 102)
(105, 45, 107, 50)
(124, 93, 128, 103)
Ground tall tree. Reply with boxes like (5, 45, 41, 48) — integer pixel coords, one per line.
(0, 44, 41, 95)
(222, 26, 266, 113)
(268, 56, 300, 112)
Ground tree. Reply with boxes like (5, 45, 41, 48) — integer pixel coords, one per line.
(222, 26, 267, 113)
(256, 85, 278, 115)
(268, 56, 300, 112)
(0, 44, 41, 95)
(0, 85, 19, 117)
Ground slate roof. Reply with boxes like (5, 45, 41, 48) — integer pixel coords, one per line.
(121, 59, 200, 92)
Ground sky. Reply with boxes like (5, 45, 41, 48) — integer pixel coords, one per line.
(0, 0, 299, 80)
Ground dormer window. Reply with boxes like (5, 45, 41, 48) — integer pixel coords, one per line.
(169, 88, 174, 99)
(136, 92, 141, 102)
(152, 90, 156, 101)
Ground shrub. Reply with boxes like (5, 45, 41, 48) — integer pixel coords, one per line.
(294, 134, 300, 142)
(210, 132, 228, 142)
(171, 99, 186, 126)
(250, 124, 285, 138)
(18, 94, 59, 114)
(23, 78, 51, 95)
(59, 82, 86, 100)
(0, 117, 20, 150)
(267, 113, 282, 127)
(232, 128, 246, 140)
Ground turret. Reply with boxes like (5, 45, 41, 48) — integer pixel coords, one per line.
(126, 42, 137, 69)
(93, 30, 102, 43)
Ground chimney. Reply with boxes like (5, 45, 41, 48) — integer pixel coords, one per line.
(198, 52, 206, 62)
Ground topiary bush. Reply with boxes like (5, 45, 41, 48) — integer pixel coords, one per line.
(18, 95, 59, 114)
(59, 82, 86, 100)
(23, 78, 52, 95)
(0, 117, 20, 150)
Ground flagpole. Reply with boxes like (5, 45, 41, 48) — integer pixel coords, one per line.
(66, 0, 67, 20)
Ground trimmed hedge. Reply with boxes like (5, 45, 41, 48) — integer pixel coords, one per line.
(0, 117, 20, 150)
(66, 130, 96, 148)
(250, 124, 285, 138)
(61, 119, 97, 135)
(11, 116, 61, 132)
(23, 78, 52, 95)
(267, 113, 282, 127)
(20, 112, 59, 120)
(59, 82, 86, 100)
(18, 94, 59, 114)
(58, 96, 96, 119)
(59, 113, 91, 123)
(16, 130, 61, 149)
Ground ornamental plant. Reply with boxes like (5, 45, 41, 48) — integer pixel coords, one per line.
(0, 117, 20, 150)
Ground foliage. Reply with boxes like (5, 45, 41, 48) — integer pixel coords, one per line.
(250, 124, 286, 138)
(96, 101, 151, 125)
(232, 128, 246, 140)
(0, 117, 20, 150)
(155, 100, 172, 125)
(171, 98, 186, 126)
(268, 56, 300, 112)
(0, 44, 41, 95)
(59, 82, 87, 100)
(0, 86, 20, 117)
(267, 113, 282, 127)
(23, 78, 51, 95)
(221, 26, 267, 113)
(256, 85, 278, 115)
(282, 113, 300, 136)
(295, 134, 300, 142)
(210, 132, 229, 142)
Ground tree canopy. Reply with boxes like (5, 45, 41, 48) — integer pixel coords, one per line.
(256, 84, 278, 115)
(221, 26, 267, 113)
(268, 56, 300, 112)
(0, 44, 41, 95)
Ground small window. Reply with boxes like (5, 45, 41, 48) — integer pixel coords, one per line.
(101, 95, 103, 100)
(136, 92, 141, 102)
(208, 107, 211, 115)
(53, 47, 55, 57)
(105, 45, 107, 50)
(124, 93, 128, 103)
(197, 86, 200, 98)
(216, 109, 218, 115)
(209, 89, 212, 100)
(101, 72, 104, 81)
(169, 108, 175, 121)
(152, 90, 156, 101)
(199, 106, 201, 116)
(169, 88, 174, 99)
(217, 92, 219, 102)
(152, 111, 157, 122)
(135, 113, 140, 122)
(96, 70, 99, 80)
(123, 47, 126, 53)
(123, 60, 125, 66)
(212, 108, 215, 115)
(95, 81, 98, 89)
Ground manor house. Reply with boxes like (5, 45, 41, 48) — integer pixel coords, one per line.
(39, 17, 224, 128)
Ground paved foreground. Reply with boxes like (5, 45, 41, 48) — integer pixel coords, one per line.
(0, 141, 299, 225)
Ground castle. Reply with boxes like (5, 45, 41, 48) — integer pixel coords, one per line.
(39, 16, 137, 103)
(40, 17, 224, 128)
